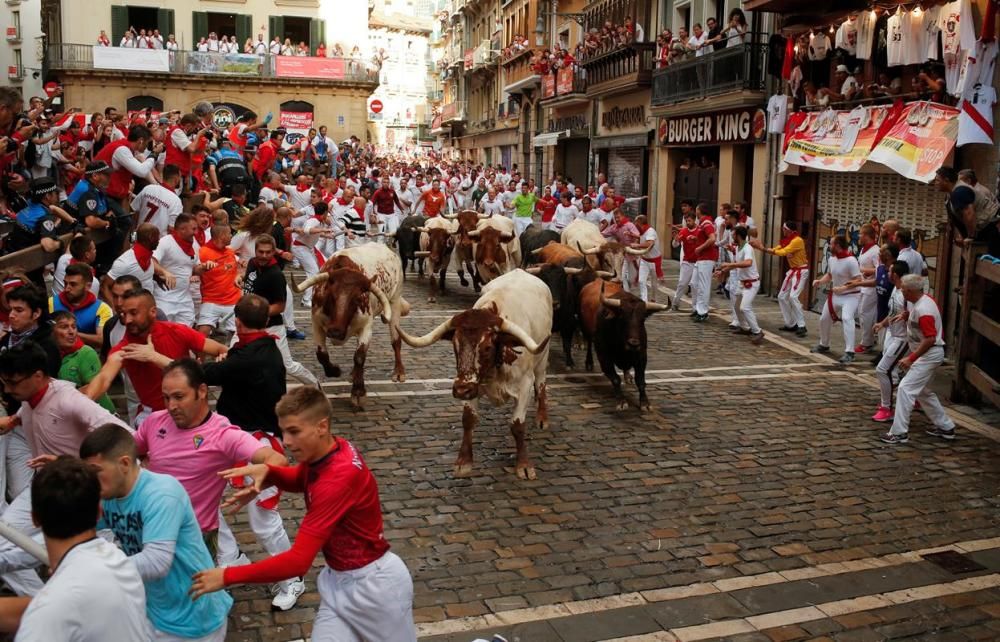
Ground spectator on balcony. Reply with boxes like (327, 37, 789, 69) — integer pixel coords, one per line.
(316, 42, 327, 58)
(97, 31, 110, 47)
(725, 9, 748, 47)
(196, 37, 209, 53)
(296, 42, 309, 56)
(333, 43, 345, 57)
(207, 32, 221, 53)
(705, 17, 725, 52)
(243, 38, 253, 54)
(819, 65, 859, 104)
(137, 29, 157, 50)
(691, 23, 709, 56)
(670, 28, 695, 63)
(151, 29, 164, 49)
(269, 36, 282, 56)
(655, 34, 670, 68)
(280, 38, 293, 56)
(625, 16, 645, 43)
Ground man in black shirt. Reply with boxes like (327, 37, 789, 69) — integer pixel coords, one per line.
(0, 284, 61, 414)
(240, 234, 318, 386)
(706, 17, 725, 51)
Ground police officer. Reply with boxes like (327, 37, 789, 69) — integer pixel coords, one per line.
(7, 177, 70, 256)
(207, 136, 250, 197)
(73, 161, 127, 273)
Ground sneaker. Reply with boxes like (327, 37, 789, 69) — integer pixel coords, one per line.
(750, 331, 765, 345)
(880, 432, 908, 444)
(795, 327, 808, 337)
(838, 352, 855, 364)
(694, 313, 709, 322)
(854, 344, 872, 354)
(728, 323, 741, 331)
(689, 311, 699, 318)
(810, 344, 831, 354)
(221, 552, 250, 568)
(271, 578, 306, 611)
(871, 406, 894, 422)
(286, 329, 307, 340)
(925, 427, 956, 440)
(778, 325, 797, 332)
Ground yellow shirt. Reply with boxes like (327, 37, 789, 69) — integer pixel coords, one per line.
(770, 235, 808, 269)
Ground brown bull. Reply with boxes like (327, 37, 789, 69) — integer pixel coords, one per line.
(449, 209, 484, 292)
(532, 241, 584, 267)
(469, 225, 515, 282)
(414, 219, 456, 302)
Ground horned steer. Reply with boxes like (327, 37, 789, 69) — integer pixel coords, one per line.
(399, 269, 551, 479)
(414, 216, 457, 302)
(578, 280, 668, 411)
(519, 225, 561, 268)
(469, 215, 522, 284)
(297, 243, 410, 408)
(445, 209, 485, 292)
(561, 218, 625, 278)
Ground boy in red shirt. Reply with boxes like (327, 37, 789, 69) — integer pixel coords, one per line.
(191, 386, 415, 641)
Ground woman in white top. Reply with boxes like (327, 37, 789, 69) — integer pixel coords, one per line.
(281, 38, 294, 56)
(725, 9, 748, 47)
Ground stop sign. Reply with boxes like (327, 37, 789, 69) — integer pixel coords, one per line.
(44, 82, 61, 97)
(370, 99, 383, 114)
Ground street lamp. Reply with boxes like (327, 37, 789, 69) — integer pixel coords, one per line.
(535, 4, 587, 46)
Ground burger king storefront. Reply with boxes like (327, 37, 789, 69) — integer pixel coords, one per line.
(652, 105, 769, 248)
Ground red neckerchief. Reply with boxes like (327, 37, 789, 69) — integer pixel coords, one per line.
(58, 290, 97, 312)
(98, 36, 110, 46)
(861, 242, 877, 254)
(194, 228, 208, 247)
(336, 196, 350, 207)
(133, 243, 153, 270)
(779, 232, 799, 248)
(738, 214, 748, 224)
(354, 205, 366, 217)
(296, 183, 311, 192)
(834, 249, 852, 259)
(59, 337, 85, 358)
(171, 231, 195, 257)
(235, 330, 273, 348)
(601, 200, 615, 212)
(313, 213, 326, 223)
(27, 382, 49, 409)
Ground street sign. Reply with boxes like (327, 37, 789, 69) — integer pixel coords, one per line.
(370, 99, 384, 114)
(43, 82, 61, 97)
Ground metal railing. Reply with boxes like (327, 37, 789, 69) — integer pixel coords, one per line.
(580, 42, 655, 87)
(652, 42, 767, 106)
(46, 43, 381, 83)
(441, 99, 467, 122)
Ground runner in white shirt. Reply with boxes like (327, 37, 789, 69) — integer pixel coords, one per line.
(552, 194, 579, 232)
(811, 235, 862, 364)
(395, 178, 419, 215)
(286, 175, 314, 211)
(291, 201, 331, 308)
(881, 274, 957, 444)
(52, 236, 100, 297)
(258, 172, 286, 210)
(630, 215, 663, 303)
(104, 224, 160, 294)
(131, 165, 184, 236)
(480, 189, 505, 217)
(13, 459, 153, 641)
(717, 226, 764, 343)
(855, 224, 881, 353)
(152, 213, 202, 326)
(870, 261, 911, 423)
(501, 185, 519, 217)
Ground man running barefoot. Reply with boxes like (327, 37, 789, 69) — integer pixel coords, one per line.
(190, 386, 416, 642)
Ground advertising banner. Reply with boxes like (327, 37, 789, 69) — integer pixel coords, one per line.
(542, 74, 556, 98)
(556, 67, 574, 94)
(274, 56, 346, 79)
(186, 52, 260, 76)
(279, 111, 314, 129)
(659, 107, 767, 146)
(93, 46, 169, 73)
(782, 104, 901, 172)
(866, 101, 960, 183)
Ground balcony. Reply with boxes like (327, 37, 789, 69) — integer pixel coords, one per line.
(427, 89, 444, 102)
(5, 26, 20, 43)
(502, 48, 540, 94)
(652, 42, 767, 107)
(540, 68, 588, 106)
(579, 43, 655, 98)
(45, 44, 380, 87)
(6, 65, 22, 81)
(441, 100, 467, 124)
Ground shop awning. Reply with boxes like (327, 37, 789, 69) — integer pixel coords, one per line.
(531, 130, 569, 147)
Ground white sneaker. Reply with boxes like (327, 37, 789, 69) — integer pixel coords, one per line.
(271, 578, 305, 611)
(220, 552, 250, 568)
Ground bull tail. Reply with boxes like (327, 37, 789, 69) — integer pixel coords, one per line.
(399, 297, 412, 317)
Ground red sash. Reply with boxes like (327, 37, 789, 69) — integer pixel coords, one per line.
(641, 255, 664, 278)
(780, 265, 808, 293)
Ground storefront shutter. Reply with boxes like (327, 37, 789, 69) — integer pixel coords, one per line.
(269, 16, 284, 43)
(309, 18, 325, 54)
(191, 12, 208, 45)
(235, 15, 253, 48)
(608, 147, 646, 215)
(110, 6, 128, 42)
(157, 9, 175, 39)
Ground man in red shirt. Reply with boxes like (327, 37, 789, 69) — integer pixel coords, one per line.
(692, 202, 718, 322)
(191, 386, 415, 641)
(251, 129, 285, 183)
(371, 175, 402, 236)
(83, 289, 228, 427)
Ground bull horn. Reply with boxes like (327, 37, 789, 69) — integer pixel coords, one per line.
(443, 213, 457, 220)
(624, 246, 648, 255)
(385, 231, 396, 238)
(370, 282, 393, 323)
(595, 270, 615, 278)
(530, 247, 545, 256)
(477, 213, 493, 219)
(644, 302, 669, 312)
(525, 266, 542, 274)
(413, 251, 431, 257)
(579, 241, 601, 255)
(398, 317, 453, 348)
(499, 318, 549, 355)
(599, 282, 622, 309)
(499, 232, 514, 242)
(467, 230, 480, 238)
(295, 272, 330, 292)
(563, 267, 583, 275)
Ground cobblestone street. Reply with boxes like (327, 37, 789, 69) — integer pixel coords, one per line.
(223, 266, 1000, 642)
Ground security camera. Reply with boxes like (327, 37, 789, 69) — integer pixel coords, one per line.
(31, 71, 40, 79)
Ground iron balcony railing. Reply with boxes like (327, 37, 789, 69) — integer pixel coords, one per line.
(652, 42, 768, 106)
(46, 43, 381, 84)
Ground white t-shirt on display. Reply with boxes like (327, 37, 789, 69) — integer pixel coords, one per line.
(958, 82, 996, 146)
(905, 8, 928, 66)
(887, 10, 906, 66)
(808, 32, 831, 60)
(766, 95, 788, 134)
(835, 18, 857, 55)
(856, 11, 877, 60)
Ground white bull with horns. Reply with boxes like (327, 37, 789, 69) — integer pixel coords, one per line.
(560, 218, 648, 279)
(398, 269, 551, 479)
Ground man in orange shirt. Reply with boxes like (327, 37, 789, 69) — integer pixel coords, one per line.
(416, 178, 446, 218)
(197, 224, 243, 337)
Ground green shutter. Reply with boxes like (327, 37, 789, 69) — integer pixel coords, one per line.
(110, 6, 128, 42)
(235, 14, 253, 47)
(157, 9, 175, 38)
(269, 16, 284, 43)
(192, 12, 208, 47)
(309, 18, 325, 54)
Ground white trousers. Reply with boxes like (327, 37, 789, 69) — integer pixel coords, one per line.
(819, 293, 860, 351)
(889, 347, 956, 436)
(859, 291, 878, 348)
(257, 325, 318, 386)
(694, 261, 714, 315)
(513, 216, 532, 236)
(620, 258, 638, 293)
(157, 299, 196, 327)
(673, 262, 696, 309)
(0, 486, 44, 596)
(876, 336, 909, 408)
(777, 267, 809, 328)
(153, 623, 227, 642)
(734, 281, 761, 334)
(377, 213, 400, 238)
(313, 552, 416, 642)
(637, 259, 658, 302)
(292, 245, 321, 307)
(282, 285, 297, 331)
(727, 271, 739, 324)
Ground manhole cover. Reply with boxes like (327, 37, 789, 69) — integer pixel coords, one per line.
(921, 550, 986, 574)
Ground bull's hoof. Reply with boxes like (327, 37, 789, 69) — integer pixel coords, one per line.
(640, 400, 652, 412)
(624, 371, 634, 385)
(459, 275, 469, 287)
(453, 462, 474, 478)
(391, 370, 406, 383)
(516, 463, 537, 480)
(537, 419, 548, 431)
(473, 283, 481, 293)
(616, 398, 629, 411)
(322, 364, 342, 378)
(350, 394, 365, 409)
(585, 362, 594, 373)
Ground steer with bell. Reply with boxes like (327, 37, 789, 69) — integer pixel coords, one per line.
(398, 269, 551, 479)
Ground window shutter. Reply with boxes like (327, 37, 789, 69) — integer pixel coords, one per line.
(157, 9, 175, 39)
(110, 6, 128, 42)
(269, 16, 284, 43)
(192, 12, 208, 46)
(235, 14, 253, 47)
(309, 18, 325, 54)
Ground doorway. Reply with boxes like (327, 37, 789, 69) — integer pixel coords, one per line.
(671, 165, 719, 259)
(207, 13, 237, 40)
(126, 6, 159, 33)
(282, 16, 310, 47)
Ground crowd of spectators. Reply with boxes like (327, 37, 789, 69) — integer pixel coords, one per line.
(654, 9, 747, 69)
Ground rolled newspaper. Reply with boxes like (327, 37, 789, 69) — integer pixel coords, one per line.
(0, 521, 48, 565)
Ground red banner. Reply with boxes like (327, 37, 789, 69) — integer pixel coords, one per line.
(556, 67, 574, 94)
(542, 74, 556, 98)
(279, 111, 314, 129)
(464, 50, 474, 70)
(274, 56, 345, 79)
(782, 105, 901, 173)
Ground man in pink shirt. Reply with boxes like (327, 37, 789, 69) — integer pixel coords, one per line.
(134, 358, 286, 558)
(0, 342, 128, 595)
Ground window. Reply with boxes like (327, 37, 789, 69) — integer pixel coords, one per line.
(11, 11, 19, 32)
(675, 3, 691, 33)
(13, 48, 21, 74)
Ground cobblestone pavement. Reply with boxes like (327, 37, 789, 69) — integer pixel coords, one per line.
(222, 261, 1000, 642)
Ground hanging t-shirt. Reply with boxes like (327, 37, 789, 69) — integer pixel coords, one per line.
(835, 17, 858, 55)
(887, 10, 906, 66)
(958, 82, 996, 146)
(956, 40, 998, 99)
(856, 10, 877, 60)
(906, 8, 928, 65)
(940, 0, 977, 59)
(768, 34, 787, 77)
(809, 32, 831, 60)
(873, 14, 890, 68)
(924, 5, 942, 61)
(767, 95, 789, 135)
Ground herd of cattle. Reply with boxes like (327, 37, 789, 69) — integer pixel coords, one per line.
(295, 214, 669, 479)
